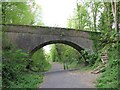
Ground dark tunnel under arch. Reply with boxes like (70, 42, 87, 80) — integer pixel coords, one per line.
(30, 40, 88, 63)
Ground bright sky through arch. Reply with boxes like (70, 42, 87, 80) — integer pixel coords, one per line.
(35, 0, 76, 28)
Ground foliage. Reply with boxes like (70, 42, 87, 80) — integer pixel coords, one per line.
(95, 7, 119, 87)
(9, 74, 43, 88)
(96, 44, 118, 88)
(98, 3, 113, 32)
(87, 53, 99, 66)
(81, 49, 100, 66)
(67, 1, 119, 88)
(31, 49, 51, 72)
(2, 1, 43, 25)
(1, 0, 119, 89)
(2, 37, 45, 88)
(2, 48, 26, 88)
(68, 4, 92, 30)
(61, 45, 83, 69)
(86, 1, 103, 31)
(68, 1, 104, 31)
(2, 1, 45, 88)
(50, 44, 84, 69)
(50, 44, 60, 62)
(2, 2, 34, 25)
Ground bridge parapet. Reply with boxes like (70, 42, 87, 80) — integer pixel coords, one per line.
(2, 24, 100, 54)
(3, 24, 99, 40)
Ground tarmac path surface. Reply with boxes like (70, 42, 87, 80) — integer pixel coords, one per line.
(39, 62, 99, 88)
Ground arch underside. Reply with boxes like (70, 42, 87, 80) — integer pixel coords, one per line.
(29, 40, 89, 64)
(30, 40, 84, 56)
(30, 40, 89, 64)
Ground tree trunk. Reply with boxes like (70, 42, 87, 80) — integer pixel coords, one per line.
(111, 0, 118, 32)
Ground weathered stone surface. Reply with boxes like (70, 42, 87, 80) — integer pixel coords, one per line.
(3, 24, 99, 55)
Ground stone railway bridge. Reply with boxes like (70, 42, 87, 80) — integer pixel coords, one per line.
(3, 24, 99, 60)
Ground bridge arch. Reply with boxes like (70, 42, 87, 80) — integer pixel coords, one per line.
(30, 40, 88, 64)
(3, 24, 96, 63)
(30, 40, 84, 55)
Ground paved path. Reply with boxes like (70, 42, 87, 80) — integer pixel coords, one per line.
(39, 63, 99, 88)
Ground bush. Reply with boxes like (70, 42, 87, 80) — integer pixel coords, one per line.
(81, 50, 100, 66)
(2, 49, 29, 88)
(87, 53, 99, 66)
(9, 74, 43, 88)
(2, 48, 44, 88)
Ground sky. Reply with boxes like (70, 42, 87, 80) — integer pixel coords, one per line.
(35, 0, 77, 53)
(33, 0, 117, 53)
(35, 0, 77, 28)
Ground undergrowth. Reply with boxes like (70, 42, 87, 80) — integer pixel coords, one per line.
(2, 49, 44, 89)
(9, 74, 43, 88)
(96, 44, 119, 89)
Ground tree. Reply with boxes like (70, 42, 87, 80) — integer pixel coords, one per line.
(2, 1, 44, 88)
(2, 2, 34, 24)
(31, 49, 50, 72)
(50, 44, 60, 62)
(53, 44, 84, 69)
(98, 2, 113, 32)
(85, 1, 103, 31)
(111, 1, 119, 32)
(2, 1, 43, 25)
(68, 3, 92, 30)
